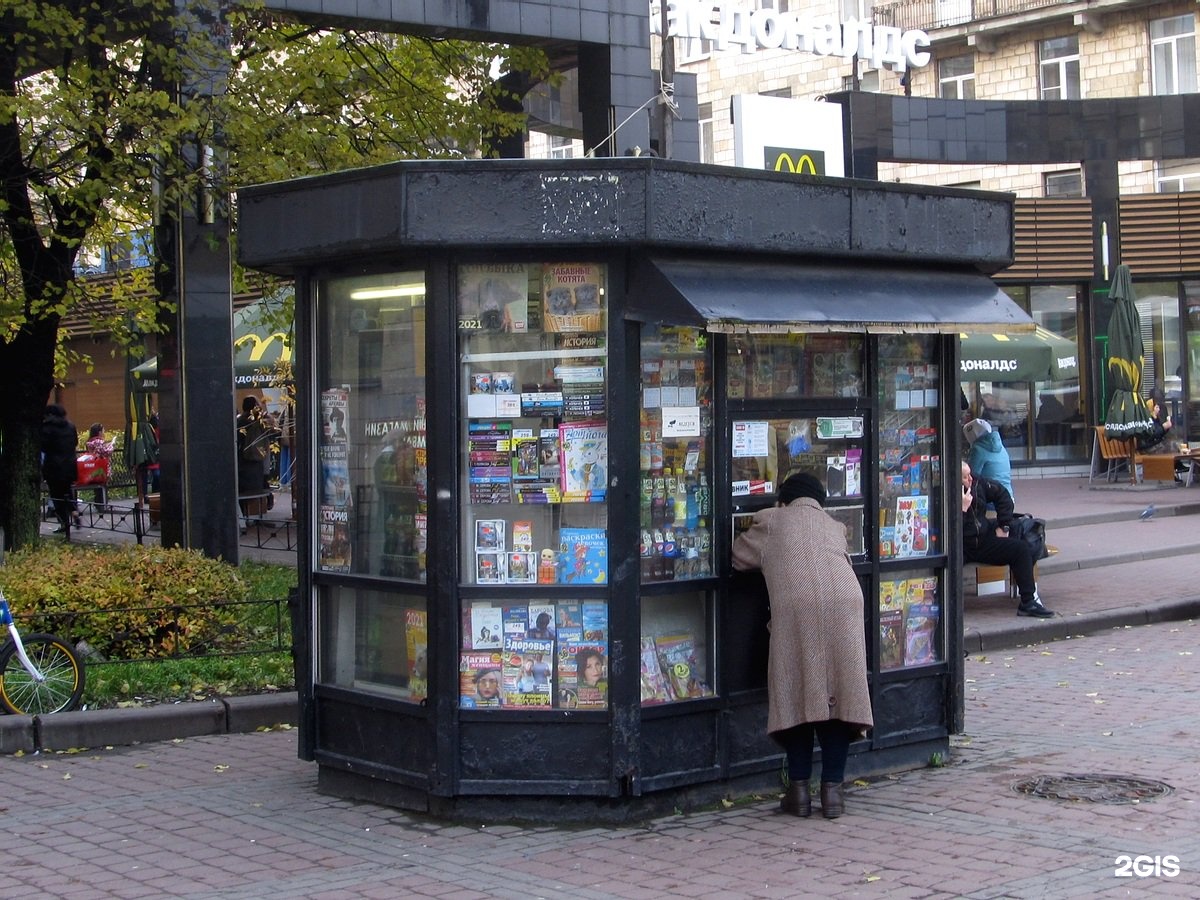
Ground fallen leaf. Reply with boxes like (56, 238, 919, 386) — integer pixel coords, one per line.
(214, 764, 230, 773)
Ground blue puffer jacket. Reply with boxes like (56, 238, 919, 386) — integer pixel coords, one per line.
(968, 429, 1014, 502)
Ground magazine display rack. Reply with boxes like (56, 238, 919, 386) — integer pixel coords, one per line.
(876, 335, 945, 671)
(458, 262, 614, 711)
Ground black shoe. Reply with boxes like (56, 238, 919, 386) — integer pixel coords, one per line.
(1017, 598, 1055, 618)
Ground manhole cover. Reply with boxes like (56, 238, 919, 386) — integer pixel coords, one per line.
(1013, 773, 1173, 804)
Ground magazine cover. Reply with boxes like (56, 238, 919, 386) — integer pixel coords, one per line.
(469, 605, 503, 650)
(460, 651, 504, 708)
(573, 643, 608, 709)
(558, 420, 607, 501)
(320, 447, 351, 509)
(893, 495, 930, 558)
(320, 388, 350, 444)
(655, 632, 708, 701)
(581, 600, 608, 642)
(639, 635, 671, 704)
(555, 629, 582, 709)
(458, 263, 529, 334)
(879, 578, 906, 612)
(318, 507, 351, 573)
(558, 527, 607, 584)
(904, 603, 940, 667)
(405, 609, 428, 701)
(537, 430, 561, 481)
(502, 635, 554, 708)
(527, 602, 556, 639)
(879, 608, 904, 670)
(502, 604, 529, 639)
(556, 600, 582, 629)
(542, 262, 603, 333)
(512, 434, 540, 480)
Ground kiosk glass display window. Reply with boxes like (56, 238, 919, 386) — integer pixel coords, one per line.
(730, 417, 867, 556)
(315, 271, 429, 703)
(637, 325, 716, 707)
(726, 333, 864, 399)
(638, 325, 715, 582)
(457, 262, 611, 711)
(320, 586, 429, 701)
(876, 334, 945, 669)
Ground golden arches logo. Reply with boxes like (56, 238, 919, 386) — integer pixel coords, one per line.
(764, 146, 825, 175)
(234, 331, 292, 363)
(772, 152, 818, 174)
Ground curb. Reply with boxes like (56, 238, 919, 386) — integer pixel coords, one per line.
(0, 692, 298, 754)
(963, 597, 1200, 653)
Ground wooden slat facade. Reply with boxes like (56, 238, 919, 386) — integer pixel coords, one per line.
(997, 198, 1094, 282)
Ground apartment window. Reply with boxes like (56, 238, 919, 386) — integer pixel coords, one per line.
(1157, 159, 1200, 192)
(698, 102, 715, 165)
(1152, 14, 1197, 95)
(1044, 170, 1083, 198)
(842, 69, 881, 92)
(1040, 36, 1081, 100)
(765, 0, 791, 10)
(939, 55, 975, 100)
(549, 135, 575, 160)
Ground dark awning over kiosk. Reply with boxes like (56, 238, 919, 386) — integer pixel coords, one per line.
(632, 258, 1034, 334)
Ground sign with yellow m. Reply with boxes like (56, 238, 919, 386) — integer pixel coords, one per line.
(764, 146, 825, 175)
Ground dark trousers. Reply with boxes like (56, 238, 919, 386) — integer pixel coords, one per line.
(965, 533, 1036, 602)
(778, 720, 853, 784)
(46, 477, 75, 528)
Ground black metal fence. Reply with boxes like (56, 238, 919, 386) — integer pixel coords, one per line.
(14, 596, 293, 664)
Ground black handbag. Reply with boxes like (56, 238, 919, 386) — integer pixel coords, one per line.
(1010, 513, 1049, 561)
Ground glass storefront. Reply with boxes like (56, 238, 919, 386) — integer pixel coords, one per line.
(963, 284, 1085, 464)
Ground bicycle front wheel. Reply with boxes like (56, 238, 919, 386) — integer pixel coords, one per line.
(0, 634, 86, 715)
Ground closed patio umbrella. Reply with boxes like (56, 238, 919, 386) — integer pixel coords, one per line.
(1103, 265, 1155, 439)
(960, 326, 1080, 382)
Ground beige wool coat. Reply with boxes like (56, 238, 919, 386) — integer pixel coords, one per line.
(732, 497, 874, 740)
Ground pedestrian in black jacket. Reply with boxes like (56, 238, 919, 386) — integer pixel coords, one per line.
(40, 404, 80, 532)
(961, 461, 1053, 618)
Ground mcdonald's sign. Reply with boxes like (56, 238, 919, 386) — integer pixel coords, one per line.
(764, 146, 825, 175)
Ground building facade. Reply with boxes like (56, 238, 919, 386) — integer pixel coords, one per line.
(660, 0, 1200, 469)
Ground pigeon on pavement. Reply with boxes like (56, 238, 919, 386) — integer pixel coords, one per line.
(1139, 504, 1156, 521)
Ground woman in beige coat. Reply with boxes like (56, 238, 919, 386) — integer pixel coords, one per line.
(732, 472, 873, 819)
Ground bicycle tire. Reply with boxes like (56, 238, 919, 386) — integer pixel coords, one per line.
(0, 633, 86, 715)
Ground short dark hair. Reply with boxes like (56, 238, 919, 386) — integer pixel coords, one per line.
(242, 396, 258, 413)
(89, 423, 104, 437)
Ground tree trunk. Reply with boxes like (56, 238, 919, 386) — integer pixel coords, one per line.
(0, 316, 59, 551)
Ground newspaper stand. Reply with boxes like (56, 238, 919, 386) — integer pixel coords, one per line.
(238, 159, 1028, 820)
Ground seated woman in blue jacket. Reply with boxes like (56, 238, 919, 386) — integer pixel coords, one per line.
(965, 418, 1014, 502)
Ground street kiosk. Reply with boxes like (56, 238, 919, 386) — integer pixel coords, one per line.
(238, 158, 1029, 819)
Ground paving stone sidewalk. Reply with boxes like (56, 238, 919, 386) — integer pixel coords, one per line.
(2, 618, 1195, 899)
